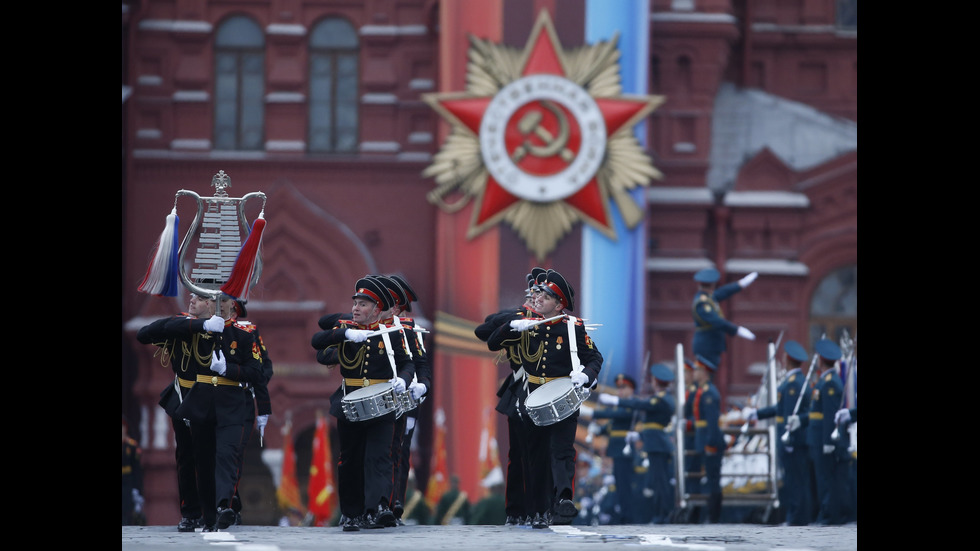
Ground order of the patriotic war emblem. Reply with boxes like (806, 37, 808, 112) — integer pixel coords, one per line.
(423, 10, 664, 260)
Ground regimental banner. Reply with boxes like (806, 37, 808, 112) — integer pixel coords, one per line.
(423, 10, 664, 261)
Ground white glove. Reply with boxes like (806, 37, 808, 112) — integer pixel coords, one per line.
(642, 488, 654, 498)
(345, 328, 370, 342)
(132, 488, 144, 514)
(625, 431, 640, 444)
(256, 414, 269, 440)
(579, 404, 594, 419)
(390, 377, 407, 393)
(409, 382, 427, 400)
(738, 271, 759, 288)
(786, 414, 801, 433)
(597, 393, 619, 406)
(210, 350, 227, 376)
(570, 371, 588, 388)
(203, 314, 225, 332)
(834, 408, 851, 425)
(742, 407, 758, 422)
(736, 326, 756, 340)
(823, 444, 835, 454)
(509, 319, 536, 332)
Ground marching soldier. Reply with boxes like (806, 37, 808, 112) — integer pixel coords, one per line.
(138, 284, 266, 531)
(374, 274, 431, 526)
(475, 268, 545, 526)
(804, 339, 849, 525)
(685, 355, 725, 523)
(310, 276, 416, 531)
(227, 298, 274, 526)
(594, 374, 640, 524)
(742, 340, 812, 525)
(487, 269, 603, 529)
(122, 415, 145, 526)
(691, 268, 757, 369)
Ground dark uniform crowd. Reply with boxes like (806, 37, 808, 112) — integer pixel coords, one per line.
(130, 265, 856, 530)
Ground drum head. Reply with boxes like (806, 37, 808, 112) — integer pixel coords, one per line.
(525, 378, 573, 408)
(344, 382, 393, 400)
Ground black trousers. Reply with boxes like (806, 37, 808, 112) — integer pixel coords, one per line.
(337, 412, 396, 517)
(170, 415, 201, 519)
(504, 413, 529, 518)
(524, 412, 578, 516)
(391, 412, 417, 510)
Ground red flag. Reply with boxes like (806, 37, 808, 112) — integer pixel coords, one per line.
(277, 418, 305, 522)
(307, 410, 335, 526)
(425, 408, 450, 508)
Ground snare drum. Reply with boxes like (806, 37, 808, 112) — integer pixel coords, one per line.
(524, 377, 590, 426)
(341, 382, 399, 422)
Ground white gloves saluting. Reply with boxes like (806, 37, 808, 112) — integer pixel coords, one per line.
(210, 350, 227, 376)
(597, 393, 619, 406)
(390, 377, 407, 393)
(509, 319, 536, 332)
(409, 382, 427, 400)
(736, 326, 756, 341)
(345, 328, 370, 342)
(203, 314, 225, 332)
(741, 406, 758, 422)
(738, 271, 759, 288)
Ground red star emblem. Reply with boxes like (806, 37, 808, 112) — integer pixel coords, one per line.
(424, 11, 663, 259)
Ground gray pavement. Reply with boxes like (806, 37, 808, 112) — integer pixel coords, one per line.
(123, 523, 857, 551)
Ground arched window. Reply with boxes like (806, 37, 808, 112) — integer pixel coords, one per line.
(214, 15, 265, 150)
(808, 264, 857, 348)
(308, 17, 359, 153)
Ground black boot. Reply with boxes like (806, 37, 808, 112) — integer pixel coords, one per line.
(707, 493, 722, 524)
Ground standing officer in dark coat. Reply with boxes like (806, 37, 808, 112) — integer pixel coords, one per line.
(488, 269, 603, 529)
(742, 340, 813, 525)
(475, 268, 545, 526)
(311, 276, 416, 531)
(804, 339, 848, 525)
(691, 268, 757, 369)
(686, 355, 725, 523)
(594, 374, 640, 524)
(627, 363, 677, 524)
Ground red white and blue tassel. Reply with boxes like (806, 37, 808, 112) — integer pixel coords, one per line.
(137, 208, 181, 297)
(220, 212, 266, 301)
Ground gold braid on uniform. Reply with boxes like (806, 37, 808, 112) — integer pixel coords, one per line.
(150, 340, 174, 369)
(492, 349, 509, 366)
(338, 343, 368, 371)
(441, 491, 469, 525)
(403, 489, 422, 519)
(519, 331, 544, 364)
(187, 333, 214, 369)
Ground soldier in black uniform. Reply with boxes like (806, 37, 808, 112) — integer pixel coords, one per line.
(138, 286, 266, 531)
(227, 298, 274, 526)
(475, 268, 545, 526)
(136, 290, 222, 532)
(375, 274, 431, 526)
(487, 269, 602, 529)
(311, 277, 416, 531)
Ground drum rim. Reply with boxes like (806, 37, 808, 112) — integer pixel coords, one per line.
(342, 382, 394, 399)
(525, 377, 574, 407)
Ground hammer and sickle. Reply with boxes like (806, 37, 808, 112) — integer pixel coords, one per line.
(511, 100, 574, 163)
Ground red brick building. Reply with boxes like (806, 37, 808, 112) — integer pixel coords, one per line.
(122, 0, 856, 525)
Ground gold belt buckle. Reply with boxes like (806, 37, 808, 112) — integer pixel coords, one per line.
(363, 377, 370, 387)
(211, 376, 219, 386)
